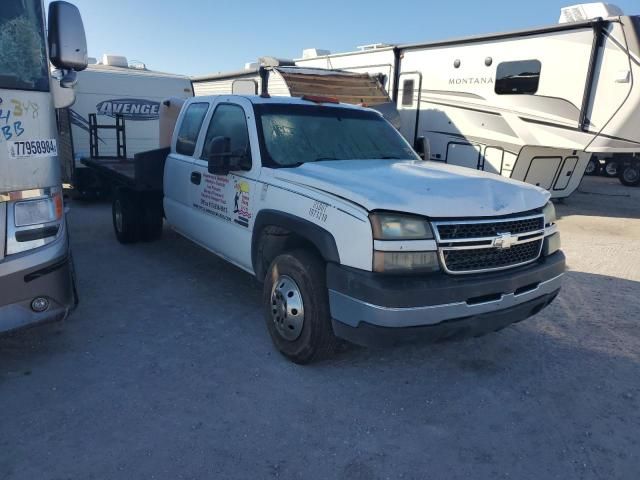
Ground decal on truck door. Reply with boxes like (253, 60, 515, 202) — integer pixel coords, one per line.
(233, 180, 251, 228)
(194, 174, 252, 228)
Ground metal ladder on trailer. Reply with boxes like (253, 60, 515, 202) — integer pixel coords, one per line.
(89, 113, 127, 159)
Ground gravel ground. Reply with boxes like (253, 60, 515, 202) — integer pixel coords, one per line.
(1, 175, 639, 480)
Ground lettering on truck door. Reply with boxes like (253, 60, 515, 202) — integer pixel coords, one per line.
(189, 101, 257, 268)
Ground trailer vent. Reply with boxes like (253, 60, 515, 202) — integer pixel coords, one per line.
(558, 3, 623, 23)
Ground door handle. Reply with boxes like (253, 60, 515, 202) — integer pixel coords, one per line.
(191, 172, 202, 185)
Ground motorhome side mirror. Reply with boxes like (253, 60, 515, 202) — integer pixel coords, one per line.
(414, 136, 430, 160)
(206, 137, 232, 175)
(48, 1, 88, 72)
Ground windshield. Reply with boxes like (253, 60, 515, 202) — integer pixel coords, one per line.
(255, 104, 418, 167)
(0, 0, 49, 92)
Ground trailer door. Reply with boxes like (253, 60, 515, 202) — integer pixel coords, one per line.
(396, 72, 421, 147)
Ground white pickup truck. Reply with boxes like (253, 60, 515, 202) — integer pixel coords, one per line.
(84, 95, 565, 364)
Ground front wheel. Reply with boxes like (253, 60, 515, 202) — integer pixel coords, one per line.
(619, 162, 640, 187)
(263, 250, 338, 364)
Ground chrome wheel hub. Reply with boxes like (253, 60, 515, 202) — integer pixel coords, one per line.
(270, 275, 304, 341)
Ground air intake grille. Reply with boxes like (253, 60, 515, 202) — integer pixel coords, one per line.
(442, 240, 543, 273)
(433, 214, 546, 274)
(437, 217, 544, 240)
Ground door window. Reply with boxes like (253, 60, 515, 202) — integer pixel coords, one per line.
(202, 104, 251, 166)
(176, 102, 209, 156)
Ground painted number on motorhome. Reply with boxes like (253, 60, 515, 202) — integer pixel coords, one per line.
(8, 139, 58, 159)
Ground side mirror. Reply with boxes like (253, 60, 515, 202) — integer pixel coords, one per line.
(206, 137, 232, 175)
(48, 1, 88, 72)
(414, 136, 430, 161)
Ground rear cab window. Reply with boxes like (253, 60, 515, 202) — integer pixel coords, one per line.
(176, 102, 209, 156)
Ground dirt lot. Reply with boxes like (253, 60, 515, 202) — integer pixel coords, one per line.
(1, 175, 639, 480)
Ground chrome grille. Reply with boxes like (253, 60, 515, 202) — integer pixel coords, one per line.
(442, 240, 543, 273)
(437, 217, 544, 240)
(433, 214, 545, 274)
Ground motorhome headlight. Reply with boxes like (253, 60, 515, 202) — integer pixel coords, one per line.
(373, 251, 440, 274)
(14, 192, 63, 227)
(6, 190, 64, 256)
(542, 201, 557, 227)
(370, 212, 434, 240)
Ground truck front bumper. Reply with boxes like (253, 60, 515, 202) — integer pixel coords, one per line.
(327, 252, 565, 347)
(0, 224, 75, 335)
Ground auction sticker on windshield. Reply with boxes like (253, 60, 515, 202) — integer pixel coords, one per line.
(7, 139, 58, 159)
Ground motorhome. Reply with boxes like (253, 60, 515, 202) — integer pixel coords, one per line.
(0, 1, 87, 333)
(57, 55, 193, 197)
(296, 3, 640, 198)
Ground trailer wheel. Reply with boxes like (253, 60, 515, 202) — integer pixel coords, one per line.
(584, 157, 598, 176)
(140, 194, 164, 242)
(619, 162, 640, 187)
(112, 189, 141, 244)
(263, 249, 338, 364)
(604, 160, 619, 177)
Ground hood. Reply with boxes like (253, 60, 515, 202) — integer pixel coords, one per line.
(274, 160, 550, 218)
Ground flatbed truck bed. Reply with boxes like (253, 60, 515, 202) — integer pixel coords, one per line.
(80, 148, 169, 243)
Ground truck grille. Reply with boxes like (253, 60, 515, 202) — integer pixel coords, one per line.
(442, 239, 543, 273)
(437, 217, 544, 240)
(433, 214, 545, 274)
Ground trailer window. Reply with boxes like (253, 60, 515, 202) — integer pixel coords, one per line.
(202, 104, 251, 165)
(176, 103, 209, 156)
(0, 0, 49, 91)
(401, 79, 415, 106)
(495, 60, 541, 95)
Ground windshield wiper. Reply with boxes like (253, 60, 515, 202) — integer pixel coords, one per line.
(311, 157, 339, 162)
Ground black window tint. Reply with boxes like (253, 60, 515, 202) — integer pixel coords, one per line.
(202, 104, 251, 164)
(402, 79, 415, 106)
(495, 60, 541, 95)
(176, 103, 209, 156)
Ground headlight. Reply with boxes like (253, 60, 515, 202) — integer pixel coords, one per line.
(542, 201, 556, 227)
(14, 192, 63, 227)
(373, 251, 440, 274)
(6, 189, 64, 255)
(370, 212, 433, 240)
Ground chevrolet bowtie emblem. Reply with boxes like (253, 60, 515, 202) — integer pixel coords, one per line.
(493, 232, 517, 249)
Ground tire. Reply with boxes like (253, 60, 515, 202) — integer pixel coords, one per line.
(619, 162, 640, 187)
(584, 158, 598, 176)
(263, 249, 338, 364)
(112, 188, 142, 244)
(140, 193, 164, 242)
(604, 161, 619, 177)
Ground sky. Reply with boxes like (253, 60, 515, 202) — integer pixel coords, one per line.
(50, 0, 639, 76)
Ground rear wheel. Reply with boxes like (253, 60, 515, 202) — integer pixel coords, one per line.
(604, 160, 619, 177)
(584, 157, 598, 176)
(263, 249, 338, 364)
(112, 188, 142, 244)
(140, 193, 164, 242)
(619, 162, 640, 187)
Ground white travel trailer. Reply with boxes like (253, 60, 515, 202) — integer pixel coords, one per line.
(57, 55, 193, 196)
(296, 4, 640, 198)
(192, 58, 397, 121)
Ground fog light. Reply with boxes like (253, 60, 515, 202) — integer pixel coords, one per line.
(31, 297, 50, 313)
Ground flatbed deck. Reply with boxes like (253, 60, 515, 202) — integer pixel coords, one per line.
(80, 147, 169, 192)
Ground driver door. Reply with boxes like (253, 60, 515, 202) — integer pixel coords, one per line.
(189, 100, 257, 270)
